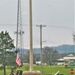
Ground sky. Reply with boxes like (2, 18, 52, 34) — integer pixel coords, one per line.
(0, 0, 74, 49)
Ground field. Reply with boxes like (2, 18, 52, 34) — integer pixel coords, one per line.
(34, 65, 72, 75)
(0, 65, 73, 75)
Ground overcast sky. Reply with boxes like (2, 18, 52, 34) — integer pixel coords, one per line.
(0, 0, 74, 48)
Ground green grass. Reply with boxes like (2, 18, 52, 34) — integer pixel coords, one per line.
(0, 65, 74, 75)
(0, 69, 10, 75)
(34, 65, 71, 75)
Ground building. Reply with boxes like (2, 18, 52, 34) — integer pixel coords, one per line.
(57, 58, 64, 65)
(35, 61, 41, 65)
(57, 54, 75, 66)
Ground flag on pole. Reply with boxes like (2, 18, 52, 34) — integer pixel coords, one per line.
(16, 53, 21, 66)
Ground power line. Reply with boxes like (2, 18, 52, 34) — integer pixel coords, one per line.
(0, 24, 73, 29)
(46, 25, 73, 29)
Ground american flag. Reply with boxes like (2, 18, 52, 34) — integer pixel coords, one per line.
(16, 53, 21, 66)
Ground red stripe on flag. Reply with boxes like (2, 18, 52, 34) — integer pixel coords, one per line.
(16, 54, 21, 66)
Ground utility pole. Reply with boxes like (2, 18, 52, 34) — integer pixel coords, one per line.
(36, 25, 46, 75)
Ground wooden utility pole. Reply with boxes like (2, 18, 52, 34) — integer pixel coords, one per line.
(36, 25, 46, 75)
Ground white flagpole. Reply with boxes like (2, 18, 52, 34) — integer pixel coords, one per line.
(29, 0, 33, 71)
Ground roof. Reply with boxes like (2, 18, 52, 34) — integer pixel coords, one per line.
(58, 58, 64, 61)
(67, 54, 74, 57)
(57, 54, 75, 61)
(64, 57, 75, 60)
(64, 54, 75, 60)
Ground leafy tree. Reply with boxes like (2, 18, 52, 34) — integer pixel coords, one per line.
(0, 31, 15, 75)
(25, 50, 29, 63)
(5, 50, 16, 66)
(52, 50, 59, 62)
(33, 53, 40, 64)
(73, 34, 75, 42)
(43, 46, 59, 65)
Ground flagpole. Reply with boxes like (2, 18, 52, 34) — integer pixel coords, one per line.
(23, 0, 41, 74)
(29, 0, 33, 71)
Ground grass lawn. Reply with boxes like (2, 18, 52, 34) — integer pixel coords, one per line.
(33, 65, 72, 75)
(0, 65, 74, 75)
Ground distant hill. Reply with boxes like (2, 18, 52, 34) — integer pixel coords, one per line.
(33, 44, 75, 53)
(16, 44, 75, 54)
(51, 44, 74, 53)
(33, 48, 40, 54)
(19, 48, 41, 54)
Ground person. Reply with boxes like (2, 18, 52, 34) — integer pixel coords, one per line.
(14, 73, 16, 75)
(16, 70, 19, 75)
(10, 71, 14, 75)
(18, 69, 23, 75)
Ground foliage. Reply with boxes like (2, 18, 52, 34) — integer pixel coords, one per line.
(24, 50, 29, 63)
(0, 31, 15, 66)
(73, 34, 75, 42)
(5, 51, 16, 66)
(33, 54, 40, 64)
(0, 31, 15, 50)
(43, 46, 59, 65)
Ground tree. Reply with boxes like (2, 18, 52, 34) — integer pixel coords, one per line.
(73, 34, 75, 42)
(24, 50, 29, 63)
(33, 53, 40, 64)
(52, 50, 59, 62)
(43, 46, 59, 65)
(0, 31, 15, 75)
(5, 50, 16, 66)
